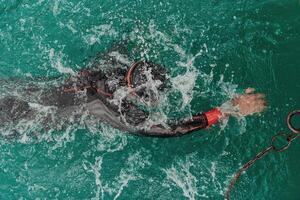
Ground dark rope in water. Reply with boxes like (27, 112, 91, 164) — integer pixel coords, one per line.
(225, 110, 300, 199)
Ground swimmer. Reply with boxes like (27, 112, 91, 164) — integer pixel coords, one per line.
(0, 44, 267, 137)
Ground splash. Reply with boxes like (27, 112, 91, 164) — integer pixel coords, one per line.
(164, 161, 199, 200)
(163, 153, 229, 199)
(84, 150, 151, 199)
(49, 48, 75, 75)
(84, 24, 118, 45)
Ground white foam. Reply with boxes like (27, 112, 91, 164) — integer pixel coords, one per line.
(84, 24, 118, 45)
(164, 161, 199, 200)
(91, 156, 104, 200)
(83, 149, 150, 199)
(59, 20, 78, 34)
(49, 48, 75, 75)
(52, 0, 61, 16)
(171, 69, 197, 110)
(108, 51, 131, 66)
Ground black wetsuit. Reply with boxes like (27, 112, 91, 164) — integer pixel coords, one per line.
(58, 53, 209, 137)
(0, 50, 210, 137)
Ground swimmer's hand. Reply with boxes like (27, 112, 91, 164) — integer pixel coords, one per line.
(231, 88, 267, 116)
(219, 88, 267, 117)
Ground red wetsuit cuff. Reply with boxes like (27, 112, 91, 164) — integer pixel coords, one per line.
(204, 108, 222, 126)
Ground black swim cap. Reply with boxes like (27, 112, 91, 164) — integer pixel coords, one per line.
(128, 61, 168, 90)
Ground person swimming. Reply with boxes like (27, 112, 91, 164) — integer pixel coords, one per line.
(0, 44, 267, 138)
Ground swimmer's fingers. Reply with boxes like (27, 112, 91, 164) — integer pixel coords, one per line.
(245, 87, 255, 94)
(256, 99, 267, 107)
(253, 99, 268, 113)
(251, 93, 266, 100)
(253, 105, 267, 114)
(244, 93, 265, 102)
(256, 93, 265, 99)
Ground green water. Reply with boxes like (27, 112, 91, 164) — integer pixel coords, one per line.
(0, 0, 300, 199)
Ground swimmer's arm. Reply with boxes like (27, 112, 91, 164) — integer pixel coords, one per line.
(141, 108, 222, 137)
(141, 88, 267, 137)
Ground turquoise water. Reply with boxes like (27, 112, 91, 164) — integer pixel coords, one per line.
(0, 0, 300, 199)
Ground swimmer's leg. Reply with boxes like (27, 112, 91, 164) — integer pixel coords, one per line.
(0, 97, 33, 124)
(0, 77, 85, 108)
(39, 87, 84, 107)
(0, 97, 35, 139)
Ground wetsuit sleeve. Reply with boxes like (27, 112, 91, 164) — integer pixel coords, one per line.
(141, 108, 222, 137)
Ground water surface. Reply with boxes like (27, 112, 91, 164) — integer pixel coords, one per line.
(0, 0, 300, 199)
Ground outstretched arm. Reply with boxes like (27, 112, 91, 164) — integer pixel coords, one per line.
(140, 108, 222, 137)
(140, 88, 267, 137)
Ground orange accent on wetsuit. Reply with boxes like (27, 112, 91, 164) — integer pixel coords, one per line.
(204, 108, 222, 126)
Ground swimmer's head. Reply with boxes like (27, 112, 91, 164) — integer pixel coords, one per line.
(127, 61, 169, 105)
(129, 61, 168, 90)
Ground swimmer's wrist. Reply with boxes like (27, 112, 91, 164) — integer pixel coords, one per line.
(204, 108, 223, 126)
(219, 100, 241, 117)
